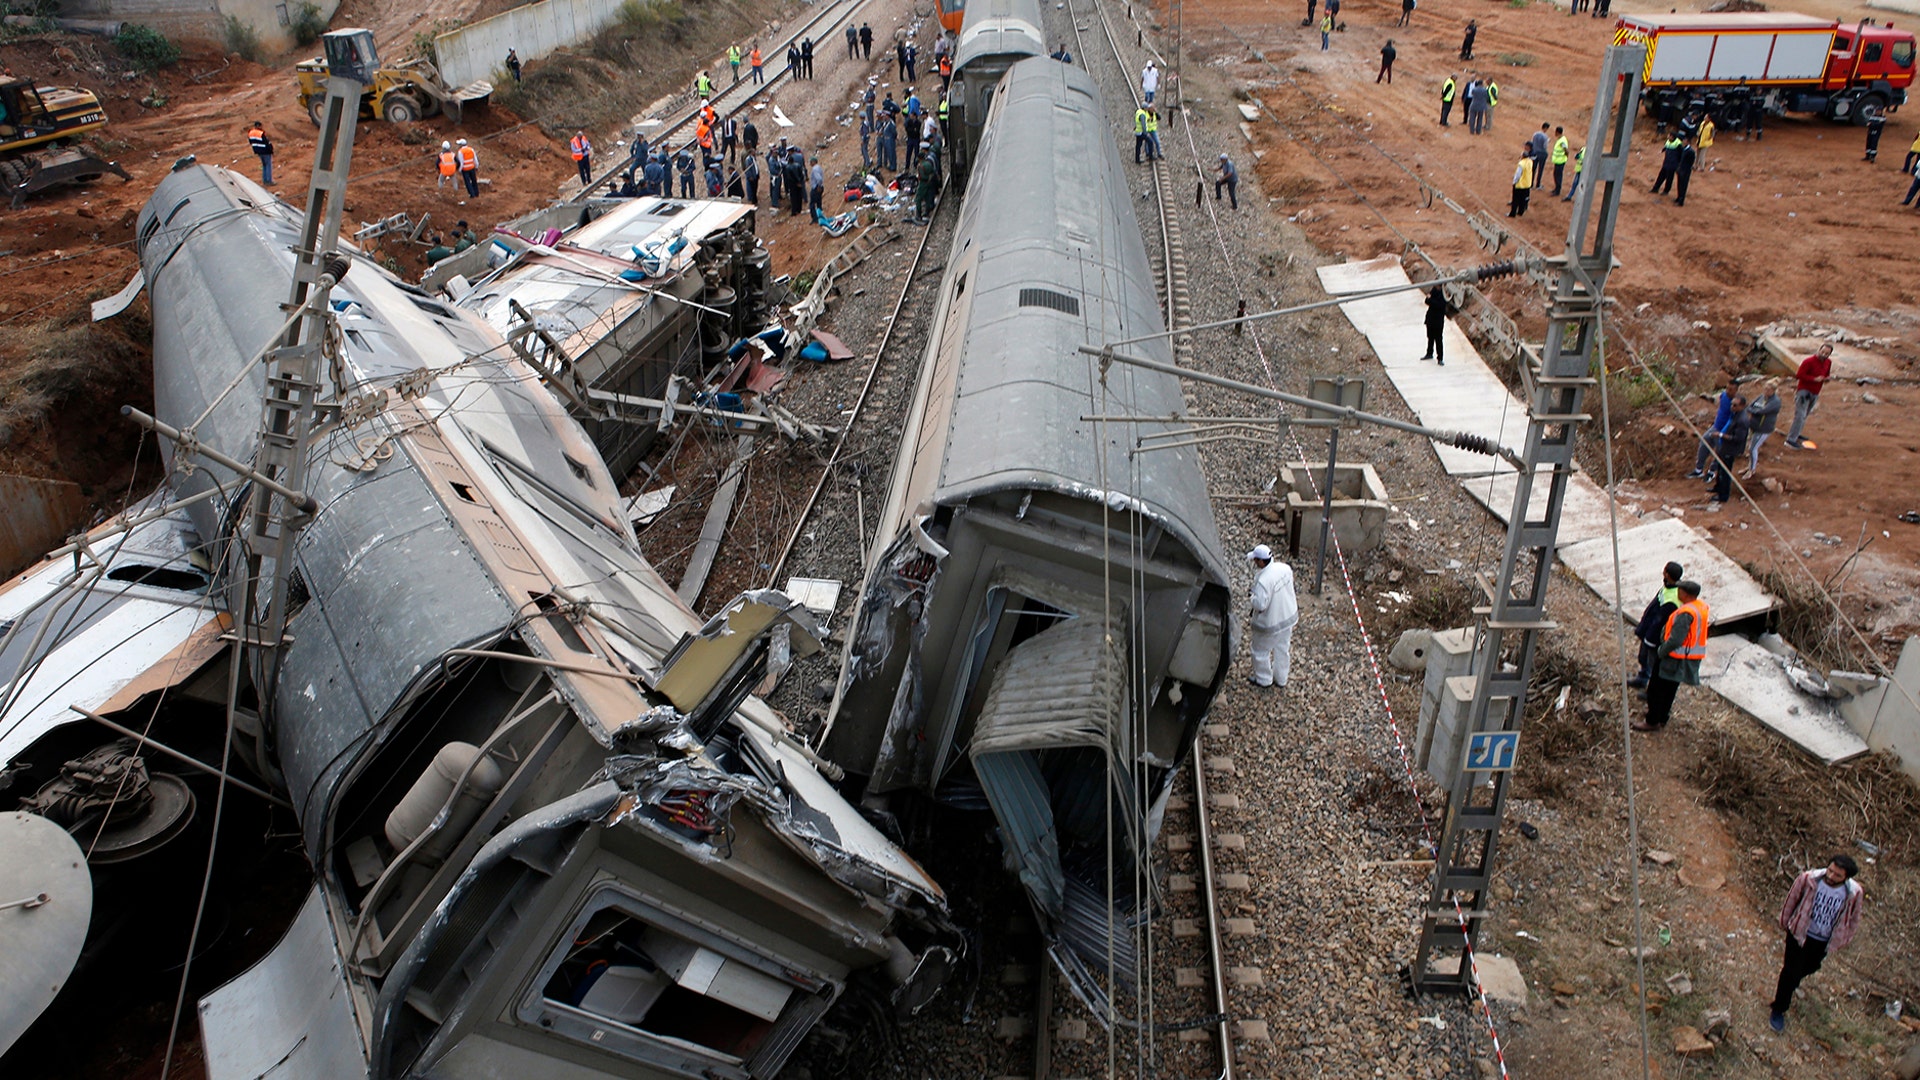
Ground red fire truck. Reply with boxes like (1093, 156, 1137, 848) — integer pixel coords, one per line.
(1614, 13, 1915, 125)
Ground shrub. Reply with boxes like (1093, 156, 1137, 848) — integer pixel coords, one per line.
(115, 24, 181, 71)
(222, 14, 264, 62)
(291, 2, 327, 46)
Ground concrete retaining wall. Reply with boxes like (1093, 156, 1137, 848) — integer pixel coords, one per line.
(431, 0, 633, 91)
(63, 0, 341, 54)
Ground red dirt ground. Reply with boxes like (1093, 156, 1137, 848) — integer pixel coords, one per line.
(1167, 0, 1920, 654)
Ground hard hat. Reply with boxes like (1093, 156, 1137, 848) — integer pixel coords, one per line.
(457, 138, 468, 146)
(442, 141, 451, 149)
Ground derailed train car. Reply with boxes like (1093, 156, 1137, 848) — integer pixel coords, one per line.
(818, 59, 1232, 1008)
(947, 0, 1046, 179)
(1, 163, 956, 1079)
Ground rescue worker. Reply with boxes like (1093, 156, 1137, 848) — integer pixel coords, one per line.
(674, 145, 695, 198)
(729, 43, 742, 84)
(1633, 580, 1707, 731)
(246, 120, 274, 186)
(570, 129, 593, 185)
(937, 93, 951, 149)
(913, 150, 938, 224)
(696, 119, 714, 161)
(1549, 125, 1569, 195)
(1903, 129, 1920, 173)
(1864, 111, 1886, 163)
(1561, 144, 1586, 201)
(1628, 561, 1683, 690)
(696, 70, 714, 99)
(879, 113, 899, 173)
(751, 44, 764, 84)
(1134, 105, 1154, 163)
(1245, 544, 1298, 689)
(1651, 133, 1683, 195)
(1508, 142, 1533, 217)
(1673, 134, 1698, 207)
(938, 52, 953, 93)
(437, 140, 458, 189)
(1483, 79, 1499, 130)
(450, 220, 480, 251)
(1440, 74, 1457, 126)
(456, 138, 480, 198)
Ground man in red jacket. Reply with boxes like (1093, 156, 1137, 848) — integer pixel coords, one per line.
(1784, 342, 1833, 449)
(1769, 855, 1864, 1031)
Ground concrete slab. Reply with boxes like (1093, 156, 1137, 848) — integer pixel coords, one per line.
(1558, 517, 1773, 625)
(1315, 258, 1524, 477)
(1701, 636, 1869, 765)
(1461, 469, 1620, 547)
(1763, 336, 1906, 382)
(1429, 953, 1528, 1007)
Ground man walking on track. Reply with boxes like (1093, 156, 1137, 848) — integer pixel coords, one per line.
(1769, 857, 1865, 1033)
(1214, 153, 1238, 208)
(751, 44, 764, 83)
(1246, 545, 1298, 690)
(1633, 579, 1706, 731)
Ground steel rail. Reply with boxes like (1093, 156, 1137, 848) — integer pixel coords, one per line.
(761, 190, 952, 590)
(1064, 0, 1232, 1074)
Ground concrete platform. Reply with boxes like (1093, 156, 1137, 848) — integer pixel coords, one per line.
(1461, 468, 1620, 547)
(1315, 257, 1523, 477)
(1558, 517, 1775, 626)
(1701, 636, 1869, 764)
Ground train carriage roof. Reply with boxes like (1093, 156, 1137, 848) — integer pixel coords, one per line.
(920, 58, 1227, 586)
(954, 0, 1047, 73)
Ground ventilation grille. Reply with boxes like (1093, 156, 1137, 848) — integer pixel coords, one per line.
(1018, 288, 1080, 316)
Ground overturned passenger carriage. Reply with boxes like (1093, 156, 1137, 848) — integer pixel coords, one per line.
(819, 58, 1231, 1007)
(2, 162, 956, 1079)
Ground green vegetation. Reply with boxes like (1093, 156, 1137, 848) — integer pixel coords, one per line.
(1602, 352, 1674, 410)
(114, 24, 182, 72)
(290, 1, 327, 47)
(222, 14, 264, 62)
(1499, 51, 1536, 66)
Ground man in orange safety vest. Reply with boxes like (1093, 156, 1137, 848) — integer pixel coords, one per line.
(437, 140, 457, 189)
(456, 138, 480, 198)
(1635, 580, 1707, 731)
(569, 130, 593, 185)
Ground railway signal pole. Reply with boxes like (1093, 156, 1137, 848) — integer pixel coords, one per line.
(1410, 43, 1644, 994)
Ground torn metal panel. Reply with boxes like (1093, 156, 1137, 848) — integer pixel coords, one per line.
(0, 811, 93, 1055)
(655, 590, 825, 713)
(199, 886, 367, 1080)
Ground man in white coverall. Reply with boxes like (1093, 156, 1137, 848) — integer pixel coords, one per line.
(1246, 544, 1298, 689)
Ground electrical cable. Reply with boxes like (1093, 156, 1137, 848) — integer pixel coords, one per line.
(1593, 308, 1657, 1080)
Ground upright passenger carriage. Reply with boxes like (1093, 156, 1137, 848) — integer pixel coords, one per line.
(947, 0, 1046, 180)
(819, 59, 1231, 1008)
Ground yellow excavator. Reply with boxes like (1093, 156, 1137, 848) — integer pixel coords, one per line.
(0, 78, 130, 208)
(294, 55, 492, 126)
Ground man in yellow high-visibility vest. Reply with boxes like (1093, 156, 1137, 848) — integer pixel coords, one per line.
(1549, 126, 1570, 195)
(1635, 581, 1708, 731)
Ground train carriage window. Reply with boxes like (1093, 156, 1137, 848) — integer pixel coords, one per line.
(524, 891, 823, 1073)
(1864, 42, 1883, 63)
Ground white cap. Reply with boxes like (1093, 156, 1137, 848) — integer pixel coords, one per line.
(1247, 544, 1272, 562)
(441, 141, 451, 149)
(1220, 153, 1230, 160)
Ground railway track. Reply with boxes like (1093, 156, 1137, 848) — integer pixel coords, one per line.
(763, 185, 959, 589)
(572, 0, 881, 199)
(1031, 1, 1234, 1077)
